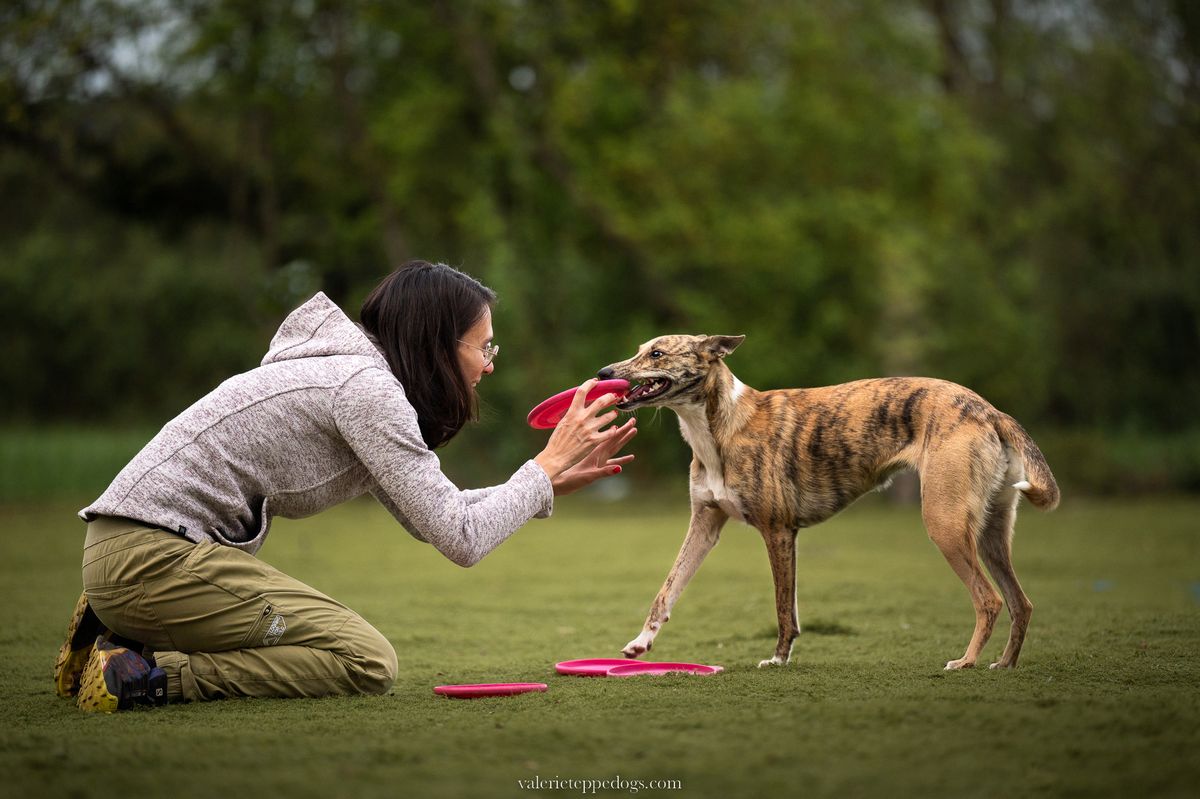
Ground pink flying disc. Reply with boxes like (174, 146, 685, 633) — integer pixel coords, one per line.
(527, 379, 631, 429)
(555, 658, 639, 676)
(433, 682, 548, 699)
(605, 662, 724, 677)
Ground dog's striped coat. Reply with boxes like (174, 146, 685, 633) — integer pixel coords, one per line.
(600, 335, 1059, 670)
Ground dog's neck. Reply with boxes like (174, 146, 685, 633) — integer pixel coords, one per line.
(673, 362, 755, 458)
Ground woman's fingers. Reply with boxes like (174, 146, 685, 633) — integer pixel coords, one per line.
(566, 379, 598, 416)
(549, 381, 635, 473)
(573, 410, 620, 443)
(566, 380, 621, 419)
(568, 394, 618, 430)
(593, 409, 619, 429)
(546, 413, 637, 493)
(604, 419, 637, 448)
(584, 390, 621, 416)
(587, 420, 637, 465)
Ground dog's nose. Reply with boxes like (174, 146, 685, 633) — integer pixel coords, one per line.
(597, 366, 615, 379)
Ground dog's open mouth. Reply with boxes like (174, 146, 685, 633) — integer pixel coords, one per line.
(618, 378, 672, 407)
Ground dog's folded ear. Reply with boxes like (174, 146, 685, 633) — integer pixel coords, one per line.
(701, 335, 746, 359)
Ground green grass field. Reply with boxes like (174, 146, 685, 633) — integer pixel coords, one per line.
(3, 493, 1198, 798)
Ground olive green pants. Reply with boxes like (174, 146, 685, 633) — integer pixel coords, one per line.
(82, 516, 397, 702)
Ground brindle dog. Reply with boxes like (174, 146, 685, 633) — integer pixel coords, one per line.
(597, 335, 1059, 670)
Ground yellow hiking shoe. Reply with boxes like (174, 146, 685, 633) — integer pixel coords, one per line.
(75, 637, 168, 713)
(54, 592, 107, 698)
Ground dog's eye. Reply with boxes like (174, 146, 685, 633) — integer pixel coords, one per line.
(650, 350, 664, 359)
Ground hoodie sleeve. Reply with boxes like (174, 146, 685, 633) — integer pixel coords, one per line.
(460, 484, 558, 514)
(334, 367, 554, 567)
(374, 484, 511, 508)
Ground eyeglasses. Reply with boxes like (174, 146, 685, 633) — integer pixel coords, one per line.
(458, 339, 499, 366)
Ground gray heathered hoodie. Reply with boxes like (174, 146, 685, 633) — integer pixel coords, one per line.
(79, 292, 554, 566)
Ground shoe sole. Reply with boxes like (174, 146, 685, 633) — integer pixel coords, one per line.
(76, 639, 166, 713)
(54, 593, 106, 698)
(76, 640, 123, 713)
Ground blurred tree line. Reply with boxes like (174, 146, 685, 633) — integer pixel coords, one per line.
(1, 0, 1198, 492)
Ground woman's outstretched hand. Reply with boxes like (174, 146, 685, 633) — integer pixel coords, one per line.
(533, 378, 637, 496)
(551, 417, 637, 496)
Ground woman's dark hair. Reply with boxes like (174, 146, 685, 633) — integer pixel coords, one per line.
(360, 260, 497, 449)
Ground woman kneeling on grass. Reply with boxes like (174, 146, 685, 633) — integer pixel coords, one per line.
(56, 260, 636, 712)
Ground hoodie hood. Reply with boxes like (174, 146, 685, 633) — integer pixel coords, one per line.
(261, 292, 389, 369)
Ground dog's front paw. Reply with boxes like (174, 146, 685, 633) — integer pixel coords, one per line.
(622, 631, 654, 659)
(943, 657, 976, 670)
(757, 656, 785, 668)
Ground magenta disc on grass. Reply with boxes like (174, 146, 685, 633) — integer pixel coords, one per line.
(555, 658, 639, 676)
(433, 683, 548, 699)
(605, 662, 723, 677)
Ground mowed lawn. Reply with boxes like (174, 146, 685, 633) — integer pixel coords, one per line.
(2, 493, 1198, 798)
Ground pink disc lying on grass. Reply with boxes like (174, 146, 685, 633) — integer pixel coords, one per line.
(605, 662, 724, 677)
(555, 659, 725, 677)
(527, 379, 630, 429)
(555, 658, 640, 676)
(433, 683, 548, 699)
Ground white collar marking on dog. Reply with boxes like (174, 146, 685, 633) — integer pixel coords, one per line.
(730, 376, 746, 403)
(676, 379, 746, 522)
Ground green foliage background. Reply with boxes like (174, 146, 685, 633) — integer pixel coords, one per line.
(2, 0, 1197, 492)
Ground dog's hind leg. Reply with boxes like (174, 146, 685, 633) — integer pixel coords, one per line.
(920, 447, 1004, 670)
(622, 503, 728, 658)
(758, 526, 799, 668)
(978, 457, 1034, 669)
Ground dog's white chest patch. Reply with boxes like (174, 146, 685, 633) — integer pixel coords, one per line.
(676, 404, 746, 522)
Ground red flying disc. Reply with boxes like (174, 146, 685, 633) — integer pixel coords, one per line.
(527, 379, 630, 429)
(605, 662, 724, 677)
(433, 682, 548, 699)
(555, 658, 639, 676)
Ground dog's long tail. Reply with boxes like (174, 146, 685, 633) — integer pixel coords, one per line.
(993, 413, 1060, 511)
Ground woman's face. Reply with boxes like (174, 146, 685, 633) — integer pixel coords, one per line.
(457, 305, 496, 389)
